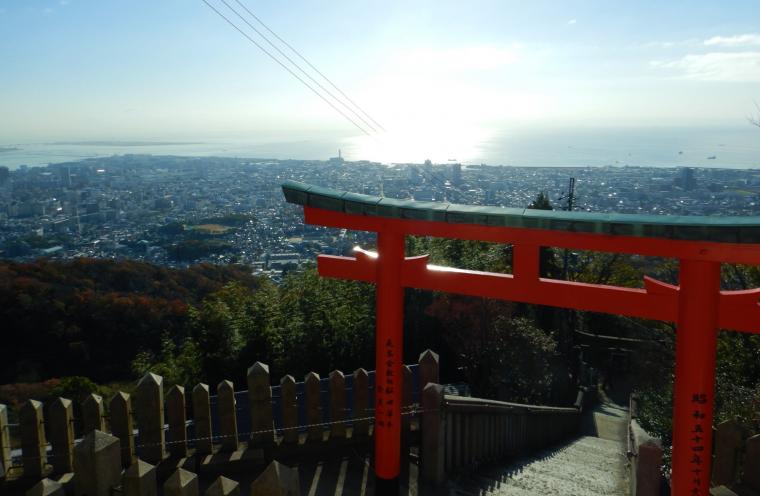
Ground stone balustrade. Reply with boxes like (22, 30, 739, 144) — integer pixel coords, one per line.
(0, 349, 439, 495)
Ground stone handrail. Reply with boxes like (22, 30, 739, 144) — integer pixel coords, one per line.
(421, 383, 584, 485)
(628, 394, 665, 496)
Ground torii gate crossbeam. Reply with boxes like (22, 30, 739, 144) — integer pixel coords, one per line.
(283, 181, 760, 496)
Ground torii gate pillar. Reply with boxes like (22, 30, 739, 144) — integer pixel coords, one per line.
(672, 260, 720, 496)
(374, 229, 405, 494)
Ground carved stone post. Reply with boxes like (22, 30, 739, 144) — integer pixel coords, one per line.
(20, 399, 46, 478)
(280, 375, 298, 444)
(305, 372, 322, 442)
(82, 393, 105, 434)
(122, 459, 157, 496)
(329, 370, 346, 439)
(110, 392, 136, 468)
(352, 368, 369, 437)
(166, 386, 188, 458)
(48, 397, 74, 473)
(164, 468, 199, 496)
(73, 430, 121, 496)
(217, 380, 238, 452)
(135, 373, 165, 464)
(421, 383, 445, 485)
(192, 384, 213, 455)
(247, 362, 273, 447)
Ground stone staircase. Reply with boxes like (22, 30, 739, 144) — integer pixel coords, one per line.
(444, 397, 630, 496)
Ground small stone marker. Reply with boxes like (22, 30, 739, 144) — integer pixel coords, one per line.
(73, 430, 122, 496)
(164, 467, 199, 496)
(250, 460, 300, 496)
(205, 476, 240, 496)
(26, 478, 65, 496)
(122, 458, 157, 496)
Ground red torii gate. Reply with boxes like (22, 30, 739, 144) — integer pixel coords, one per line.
(283, 181, 760, 496)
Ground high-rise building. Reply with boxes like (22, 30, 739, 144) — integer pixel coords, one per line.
(0, 166, 11, 201)
(677, 167, 697, 191)
(451, 163, 462, 185)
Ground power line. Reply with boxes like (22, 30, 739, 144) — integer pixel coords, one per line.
(217, 0, 380, 134)
(201, 0, 372, 137)
(232, 0, 386, 133)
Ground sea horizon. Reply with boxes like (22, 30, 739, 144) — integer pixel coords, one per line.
(2, 125, 759, 170)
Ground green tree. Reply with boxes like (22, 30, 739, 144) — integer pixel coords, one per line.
(189, 283, 249, 383)
(131, 335, 202, 389)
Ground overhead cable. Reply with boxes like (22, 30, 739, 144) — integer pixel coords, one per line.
(201, 0, 372, 136)
(232, 0, 386, 132)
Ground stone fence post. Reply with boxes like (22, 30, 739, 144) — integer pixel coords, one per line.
(164, 468, 199, 496)
(73, 430, 121, 496)
(329, 370, 346, 439)
(629, 419, 663, 496)
(48, 398, 74, 474)
(250, 460, 300, 496)
(110, 392, 136, 468)
(0, 404, 10, 479)
(419, 350, 440, 398)
(192, 384, 213, 456)
(248, 362, 273, 447)
(167, 386, 188, 458)
(421, 383, 445, 485)
(122, 459, 156, 496)
(305, 372, 321, 443)
(82, 393, 105, 434)
(280, 375, 298, 444)
(217, 380, 238, 452)
(352, 369, 369, 437)
(20, 400, 46, 478)
(135, 373, 165, 464)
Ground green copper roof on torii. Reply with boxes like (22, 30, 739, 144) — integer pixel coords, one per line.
(282, 180, 760, 244)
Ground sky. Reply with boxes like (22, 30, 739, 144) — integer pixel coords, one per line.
(1, 0, 760, 146)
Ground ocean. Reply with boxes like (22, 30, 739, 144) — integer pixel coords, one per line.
(1, 126, 758, 170)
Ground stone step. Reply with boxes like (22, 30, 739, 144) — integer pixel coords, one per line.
(451, 436, 628, 496)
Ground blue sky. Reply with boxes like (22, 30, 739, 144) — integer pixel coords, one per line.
(1, 0, 760, 144)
